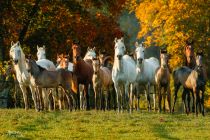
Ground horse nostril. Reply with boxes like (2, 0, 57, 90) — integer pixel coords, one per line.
(138, 58, 143, 63)
(117, 55, 122, 59)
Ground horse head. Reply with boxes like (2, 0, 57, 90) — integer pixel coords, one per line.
(72, 41, 81, 62)
(160, 49, 169, 69)
(114, 37, 126, 60)
(9, 41, 22, 65)
(184, 41, 195, 67)
(135, 41, 145, 66)
(56, 53, 64, 65)
(92, 58, 100, 74)
(84, 47, 96, 60)
(196, 51, 204, 72)
(37, 45, 46, 60)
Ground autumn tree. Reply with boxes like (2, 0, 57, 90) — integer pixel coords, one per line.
(0, 0, 126, 62)
(126, 0, 209, 69)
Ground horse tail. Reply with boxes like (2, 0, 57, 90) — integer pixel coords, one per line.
(71, 73, 78, 94)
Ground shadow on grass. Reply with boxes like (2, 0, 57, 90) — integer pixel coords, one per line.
(152, 124, 179, 140)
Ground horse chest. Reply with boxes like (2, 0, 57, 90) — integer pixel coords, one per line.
(16, 71, 30, 84)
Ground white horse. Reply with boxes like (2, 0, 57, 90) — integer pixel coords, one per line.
(36, 45, 56, 71)
(9, 41, 39, 111)
(112, 38, 138, 113)
(83, 47, 96, 61)
(135, 42, 160, 111)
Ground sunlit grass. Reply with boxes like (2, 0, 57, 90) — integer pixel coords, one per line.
(0, 109, 210, 140)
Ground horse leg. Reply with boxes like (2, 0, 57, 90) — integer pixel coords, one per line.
(136, 84, 140, 111)
(79, 84, 83, 110)
(182, 89, 188, 114)
(163, 87, 167, 112)
(153, 85, 156, 111)
(194, 89, 198, 116)
(201, 88, 205, 116)
(114, 83, 120, 113)
(145, 84, 151, 111)
(167, 85, 171, 113)
(158, 86, 162, 113)
(37, 87, 43, 111)
(129, 83, 134, 113)
(29, 85, 39, 111)
(186, 90, 191, 113)
(41, 88, 49, 111)
(84, 84, 90, 110)
(172, 84, 180, 113)
(191, 90, 195, 113)
(124, 83, 130, 112)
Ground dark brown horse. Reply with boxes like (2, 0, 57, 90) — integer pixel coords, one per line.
(72, 41, 93, 110)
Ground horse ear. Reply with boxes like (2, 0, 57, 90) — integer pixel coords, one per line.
(17, 41, 20, 46)
(43, 45, 46, 50)
(121, 37, 124, 43)
(135, 42, 139, 48)
(93, 46, 96, 51)
(37, 45, 39, 50)
(11, 41, 14, 46)
(87, 47, 90, 51)
(114, 37, 118, 44)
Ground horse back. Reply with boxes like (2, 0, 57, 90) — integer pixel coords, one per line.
(173, 66, 192, 87)
(100, 67, 112, 86)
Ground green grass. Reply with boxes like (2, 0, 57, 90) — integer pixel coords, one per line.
(0, 109, 210, 140)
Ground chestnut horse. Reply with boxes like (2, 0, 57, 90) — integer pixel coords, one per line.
(72, 43, 93, 110)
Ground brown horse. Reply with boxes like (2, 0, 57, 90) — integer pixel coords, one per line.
(92, 58, 113, 110)
(184, 41, 196, 69)
(56, 53, 73, 71)
(155, 50, 171, 113)
(72, 41, 93, 110)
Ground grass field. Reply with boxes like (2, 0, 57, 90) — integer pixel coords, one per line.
(0, 109, 210, 140)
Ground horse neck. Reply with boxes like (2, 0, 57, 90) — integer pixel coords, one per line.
(137, 59, 145, 73)
(14, 53, 27, 74)
(194, 66, 207, 82)
(39, 55, 46, 60)
(113, 57, 123, 72)
(185, 56, 196, 69)
(30, 63, 43, 78)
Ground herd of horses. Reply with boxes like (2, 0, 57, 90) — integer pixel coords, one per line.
(9, 38, 207, 116)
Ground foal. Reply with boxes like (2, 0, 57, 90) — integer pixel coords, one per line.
(155, 50, 171, 113)
(92, 58, 113, 110)
(172, 52, 206, 116)
(26, 58, 77, 111)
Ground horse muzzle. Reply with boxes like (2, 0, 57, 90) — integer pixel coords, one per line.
(117, 55, 122, 60)
(13, 59, 18, 64)
(137, 58, 143, 64)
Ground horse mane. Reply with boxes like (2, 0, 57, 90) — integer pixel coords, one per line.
(30, 59, 46, 77)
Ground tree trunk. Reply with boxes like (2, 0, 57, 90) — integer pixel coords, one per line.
(18, 0, 42, 43)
